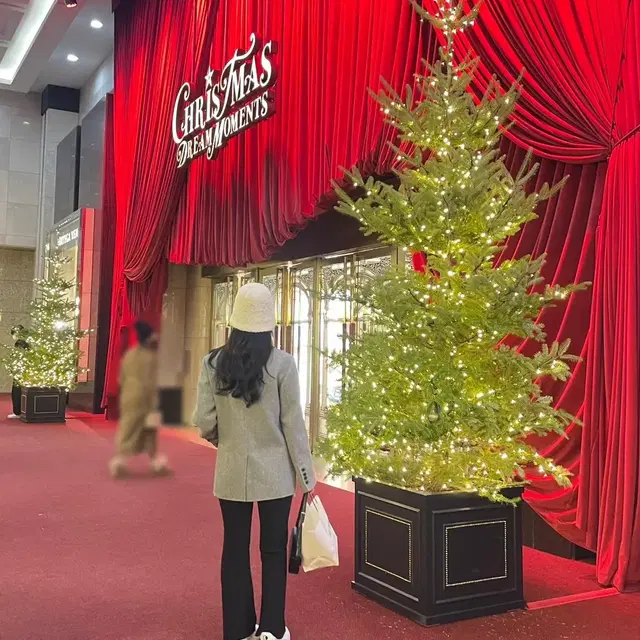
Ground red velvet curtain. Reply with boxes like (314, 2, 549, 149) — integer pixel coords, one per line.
(169, 0, 431, 266)
(434, 0, 640, 590)
(98, 94, 117, 416)
(105, 0, 432, 402)
(498, 145, 606, 546)
(104, 0, 220, 403)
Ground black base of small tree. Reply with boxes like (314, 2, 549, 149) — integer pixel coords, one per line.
(20, 388, 67, 423)
(352, 479, 525, 626)
(159, 387, 184, 426)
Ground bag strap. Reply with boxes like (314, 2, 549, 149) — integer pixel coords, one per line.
(296, 492, 309, 527)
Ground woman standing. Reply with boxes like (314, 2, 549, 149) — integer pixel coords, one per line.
(194, 283, 315, 640)
(110, 321, 169, 478)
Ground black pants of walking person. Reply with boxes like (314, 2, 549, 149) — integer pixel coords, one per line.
(11, 383, 21, 416)
(219, 495, 292, 640)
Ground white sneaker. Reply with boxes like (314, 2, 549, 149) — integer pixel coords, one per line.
(151, 454, 171, 475)
(109, 456, 127, 478)
(242, 625, 258, 639)
(7, 413, 18, 419)
(260, 629, 290, 640)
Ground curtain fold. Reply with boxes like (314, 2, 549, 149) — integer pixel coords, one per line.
(451, 0, 623, 161)
(583, 134, 640, 587)
(98, 93, 118, 416)
(498, 143, 606, 549)
(104, 0, 221, 403)
(431, 0, 640, 590)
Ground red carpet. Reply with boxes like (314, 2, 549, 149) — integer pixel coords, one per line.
(2, 409, 639, 640)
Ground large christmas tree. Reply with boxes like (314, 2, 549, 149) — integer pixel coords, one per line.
(322, 0, 586, 503)
(3, 253, 87, 390)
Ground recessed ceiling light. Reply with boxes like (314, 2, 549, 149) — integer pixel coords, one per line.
(67, 54, 79, 62)
(90, 19, 103, 29)
(64, 0, 78, 7)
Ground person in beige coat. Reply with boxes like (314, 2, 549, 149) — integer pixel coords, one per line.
(109, 321, 169, 478)
(193, 283, 315, 640)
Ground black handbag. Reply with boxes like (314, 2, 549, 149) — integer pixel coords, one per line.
(288, 493, 308, 574)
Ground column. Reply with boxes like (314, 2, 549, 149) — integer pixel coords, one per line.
(35, 86, 80, 278)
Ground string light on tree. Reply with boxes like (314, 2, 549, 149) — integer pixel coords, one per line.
(2, 252, 89, 390)
(319, 0, 588, 504)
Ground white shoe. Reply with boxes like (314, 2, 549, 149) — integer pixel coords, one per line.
(259, 629, 290, 640)
(151, 454, 171, 475)
(7, 413, 18, 419)
(242, 625, 258, 639)
(109, 456, 127, 478)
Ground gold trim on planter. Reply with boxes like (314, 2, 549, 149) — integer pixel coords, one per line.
(444, 519, 508, 587)
(365, 508, 413, 583)
(34, 394, 61, 414)
(359, 491, 421, 513)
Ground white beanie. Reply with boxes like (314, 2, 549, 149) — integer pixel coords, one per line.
(229, 282, 276, 333)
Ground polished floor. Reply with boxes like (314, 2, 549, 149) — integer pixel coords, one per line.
(2, 407, 639, 640)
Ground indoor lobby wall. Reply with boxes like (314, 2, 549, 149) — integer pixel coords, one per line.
(0, 90, 41, 391)
(0, 89, 42, 251)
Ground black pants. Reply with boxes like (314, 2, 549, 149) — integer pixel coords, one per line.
(11, 383, 21, 415)
(219, 495, 292, 640)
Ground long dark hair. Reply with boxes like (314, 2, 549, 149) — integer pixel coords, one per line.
(134, 321, 154, 346)
(209, 329, 273, 407)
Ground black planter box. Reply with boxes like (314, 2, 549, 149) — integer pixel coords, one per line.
(20, 387, 67, 423)
(353, 479, 525, 625)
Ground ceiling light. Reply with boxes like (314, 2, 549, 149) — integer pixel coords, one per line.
(67, 54, 79, 62)
(90, 19, 103, 29)
(64, 0, 78, 7)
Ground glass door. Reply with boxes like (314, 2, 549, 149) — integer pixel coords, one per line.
(211, 279, 234, 348)
(354, 252, 392, 335)
(206, 246, 398, 446)
(318, 257, 351, 438)
(258, 268, 285, 350)
(211, 271, 257, 348)
(290, 264, 315, 435)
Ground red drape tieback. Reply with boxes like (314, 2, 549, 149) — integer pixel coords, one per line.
(610, 123, 640, 155)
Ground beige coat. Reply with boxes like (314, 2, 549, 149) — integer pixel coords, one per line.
(116, 345, 158, 456)
(193, 348, 316, 502)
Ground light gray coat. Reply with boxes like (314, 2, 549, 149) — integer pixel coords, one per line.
(193, 348, 316, 502)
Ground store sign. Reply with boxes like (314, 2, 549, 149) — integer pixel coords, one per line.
(171, 33, 277, 168)
(57, 228, 79, 248)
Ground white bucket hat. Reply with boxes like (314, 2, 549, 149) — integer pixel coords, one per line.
(229, 282, 276, 333)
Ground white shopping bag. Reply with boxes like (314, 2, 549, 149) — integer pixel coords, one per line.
(301, 494, 339, 572)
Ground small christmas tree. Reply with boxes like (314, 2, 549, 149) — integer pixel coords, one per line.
(321, 0, 587, 503)
(3, 252, 88, 390)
